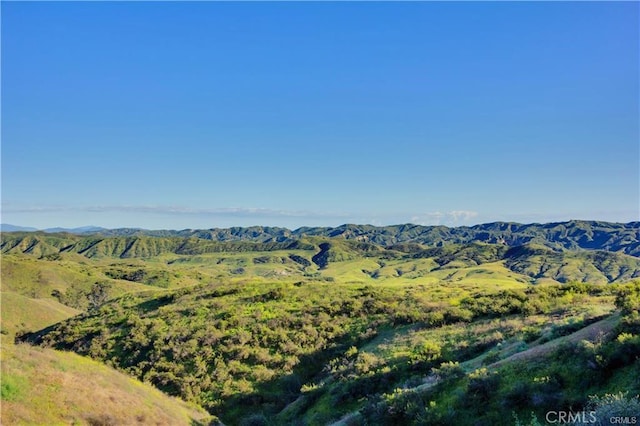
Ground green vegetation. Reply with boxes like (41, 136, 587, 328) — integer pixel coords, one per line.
(2, 223, 639, 425)
(0, 291, 80, 338)
(21, 277, 640, 424)
(3, 232, 640, 288)
(5, 219, 636, 254)
(1, 342, 214, 425)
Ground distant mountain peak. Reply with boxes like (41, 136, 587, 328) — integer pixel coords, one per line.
(43, 226, 107, 234)
(0, 224, 39, 232)
(0, 224, 107, 234)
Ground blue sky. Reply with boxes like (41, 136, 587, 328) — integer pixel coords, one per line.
(2, 2, 638, 230)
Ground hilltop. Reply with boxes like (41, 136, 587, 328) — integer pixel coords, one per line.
(2, 224, 639, 288)
(3, 220, 639, 255)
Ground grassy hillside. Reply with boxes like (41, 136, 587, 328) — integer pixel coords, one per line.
(3, 234, 640, 289)
(0, 292, 80, 338)
(4, 225, 639, 425)
(0, 255, 217, 425)
(1, 254, 157, 299)
(3, 219, 640, 256)
(1, 342, 215, 425)
(23, 278, 640, 425)
(7, 220, 635, 255)
(504, 244, 640, 284)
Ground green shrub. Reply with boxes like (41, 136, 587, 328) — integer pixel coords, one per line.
(466, 368, 500, 403)
(514, 412, 544, 426)
(615, 282, 640, 314)
(239, 413, 268, 426)
(1, 374, 27, 401)
(416, 340, 442, 361)
(603, 333, 640, 368)
(504, 382, 533, 409)
(618, 311, 640, 335)
(482, 350, 501, 365)
(570, 392, 640, 425)
(432, 361, 465, 382)
(521, 326, 542, 342)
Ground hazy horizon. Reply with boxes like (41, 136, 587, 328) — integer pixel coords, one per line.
(3, 215, 639, 234)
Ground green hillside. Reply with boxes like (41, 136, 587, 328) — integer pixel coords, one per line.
(1, 292, 80, 338)
(3, 224, 639, 425)
(1, 342, 215, 425)
(3, 219, 639, 256)
(0, 247, 217, 425)
(2, 233, 640, 287)
(22, 278, 640, 425)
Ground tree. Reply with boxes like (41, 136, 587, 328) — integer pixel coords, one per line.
(88, 282, 111, 311)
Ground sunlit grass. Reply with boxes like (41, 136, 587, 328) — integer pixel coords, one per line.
(0, 343, 213, 425)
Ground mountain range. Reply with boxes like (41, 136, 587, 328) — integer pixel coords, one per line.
(0, 224, 106, 233)
(2, 220, 638, 256)
(4, 219, 640, 424)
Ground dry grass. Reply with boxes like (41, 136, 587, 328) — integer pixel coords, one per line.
(1, 342, 214, 425)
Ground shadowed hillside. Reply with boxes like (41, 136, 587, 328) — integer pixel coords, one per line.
(3, 220, 639, 255)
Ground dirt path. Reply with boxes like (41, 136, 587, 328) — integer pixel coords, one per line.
(328, 312, 621, 426)
(490, 312, 620, 367)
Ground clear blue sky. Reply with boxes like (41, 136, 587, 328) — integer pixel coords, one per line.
(2, 2, 638, 229)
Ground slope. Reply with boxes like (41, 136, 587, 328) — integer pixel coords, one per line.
(21, 277, 639, 424)
(0, 292, 80, 338)
(1, 343, 215, 425)
(3, 219, 639, 255)
(3, 233, 640, 286)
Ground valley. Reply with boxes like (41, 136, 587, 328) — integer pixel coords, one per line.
(1, 221, 639, 425)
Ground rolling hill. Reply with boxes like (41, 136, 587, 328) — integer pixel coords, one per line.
(1, 342, 215, 425)
(2, 230, 639, 286)
(3, 220, 639, 255)
(3, 220, 639, 425)
(20, 276, 640, 425)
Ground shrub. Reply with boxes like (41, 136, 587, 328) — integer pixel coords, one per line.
(424, 310, 445, 326)
(444, 307, 474, 323)
(570, 392, 640, 425)
(432, 361, 465, 382)
(514, 412, 544, 426)
(354, 352, 382, 375)
(618, 311, 640, 335)
(239, 413, 268, 426)
(603, 333, 640, 368)
(521, 298, 551, 316)
(522, 326, 542, 343)
(88, 282, 112, 311)
(466, 368, 500, 403)
(504, 382, 533, 408)
(615, 282, 640, 314)
(482, 350, 501, 365)
(410, 340, 442, 369)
